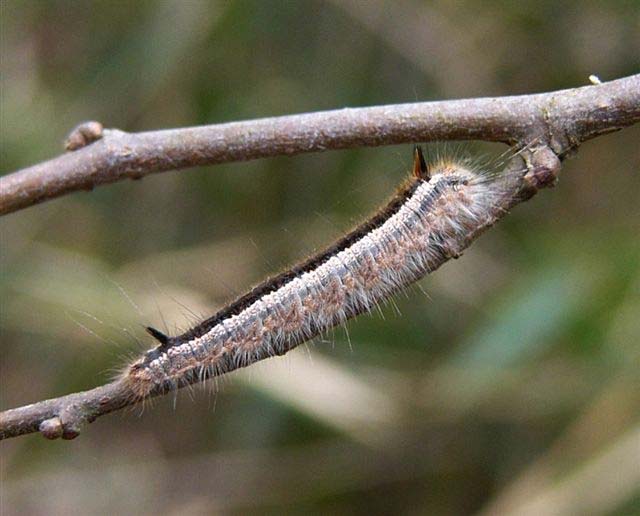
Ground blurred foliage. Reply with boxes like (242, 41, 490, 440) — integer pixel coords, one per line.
(1, 1, 639, 515)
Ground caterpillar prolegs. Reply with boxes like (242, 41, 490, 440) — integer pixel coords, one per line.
(125, 147, 512, 400)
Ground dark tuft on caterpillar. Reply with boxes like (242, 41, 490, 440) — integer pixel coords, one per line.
(145, 326, 171, 346)
(412, 145, 430, 180)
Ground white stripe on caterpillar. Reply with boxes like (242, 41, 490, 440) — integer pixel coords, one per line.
(125, 147, 509, 400)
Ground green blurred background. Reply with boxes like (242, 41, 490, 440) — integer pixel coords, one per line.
(1, 1, 639, 514)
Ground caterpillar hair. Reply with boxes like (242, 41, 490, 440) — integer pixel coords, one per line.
(124, 146, 514, 400)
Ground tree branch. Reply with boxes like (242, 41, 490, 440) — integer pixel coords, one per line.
(0, 76, 638, 440)
(1, 75, 638, 216)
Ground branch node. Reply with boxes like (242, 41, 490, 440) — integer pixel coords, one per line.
(60, 406, 91, 439)
(39, 417, 63, 440)
(65, 121, 104, 151)
(523, 145, 562, 193)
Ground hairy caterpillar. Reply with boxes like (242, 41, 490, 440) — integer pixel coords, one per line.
(124, 147, 512, 400)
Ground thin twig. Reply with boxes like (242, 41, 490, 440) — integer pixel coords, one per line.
(0, 76, 638, 440)
(1, 75, 638, 216)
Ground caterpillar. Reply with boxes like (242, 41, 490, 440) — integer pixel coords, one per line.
(124, 147, 512, 401)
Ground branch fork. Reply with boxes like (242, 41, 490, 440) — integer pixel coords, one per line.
(1, 75, 638, 440)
